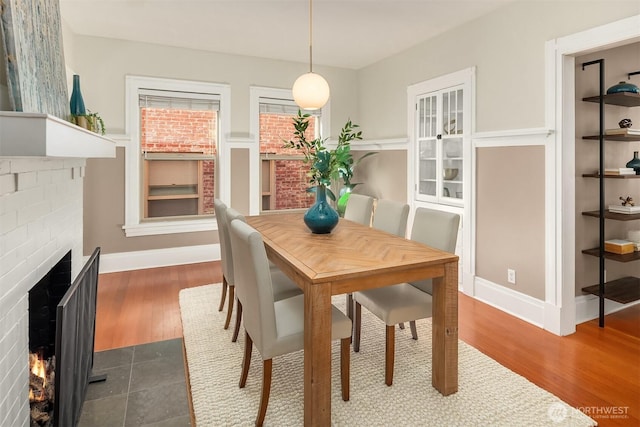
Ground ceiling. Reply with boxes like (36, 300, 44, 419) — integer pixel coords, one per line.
(59, 0, 517, 70)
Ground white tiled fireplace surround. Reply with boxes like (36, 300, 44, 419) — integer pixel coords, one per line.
(0, 112, 114, 426)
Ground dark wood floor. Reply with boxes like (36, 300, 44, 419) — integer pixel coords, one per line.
(95, 261, 639, 427)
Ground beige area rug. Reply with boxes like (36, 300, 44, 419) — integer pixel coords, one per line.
(179, 284, 596, 426)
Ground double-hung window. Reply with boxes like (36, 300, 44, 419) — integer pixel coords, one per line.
(248, 87, 329, 215)
(124, 76, 230, 236)
(258, 99, 322, 212)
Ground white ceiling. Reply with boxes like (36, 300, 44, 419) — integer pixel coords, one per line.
(59, 0, 517, 70)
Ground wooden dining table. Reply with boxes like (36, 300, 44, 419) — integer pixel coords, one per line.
(246, 213, 459, 426)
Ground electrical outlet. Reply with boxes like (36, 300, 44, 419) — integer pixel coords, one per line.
(507, 269, 516, 284)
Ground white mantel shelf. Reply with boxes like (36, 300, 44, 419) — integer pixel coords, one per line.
(0, 112, 116, 158)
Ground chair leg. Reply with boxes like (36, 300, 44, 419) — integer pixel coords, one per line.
(398, 322, 405, 330)
(232, 300, 243, 342)
(346, 293, 354, 343)
(218, 277, 228, 312)
(256, 359, 273, 427)
(385, 324, 395, 386)
(224, 285, 234, 330)
(409, 320, 418, 340)
(354, 302, 362, 352)
(239, 331, 252, 388)
(340, 337, 350, 401)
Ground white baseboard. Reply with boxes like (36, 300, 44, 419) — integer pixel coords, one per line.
(574, 294, 640, 324)
(99, 244, 220, 273)
(473, 277, 545, 328)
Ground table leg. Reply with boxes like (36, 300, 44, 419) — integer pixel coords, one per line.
(304, 282, 332, 426)
(431, 261, 459, 395)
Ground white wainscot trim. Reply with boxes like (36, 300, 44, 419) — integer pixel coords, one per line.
(472, 128, 553, 148)
(100, 244, 220, 273)
(473, 277, 545, 328)
(105, 133, 131, 147)
(341, 137, 408, 151)
(122, 218, 217, 237)
(575, 295, 640, 325)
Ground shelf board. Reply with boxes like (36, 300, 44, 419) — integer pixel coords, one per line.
(582, 173, 640, 179)
(582, 210, 640, 221)
(582, 92, 640, 107)
(581, 276, 640, 304)
(149, 185, 198, 197)
(148, 194, 199, 200)
(0, 112, 116, 158)
(582, 134, 640, 141)
(582, 247, 640, 262)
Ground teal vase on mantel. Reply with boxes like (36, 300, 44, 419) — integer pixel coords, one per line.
(70, 74, 86, 116)
(303, 185, 339, 234)
(626, 151, 640, 175)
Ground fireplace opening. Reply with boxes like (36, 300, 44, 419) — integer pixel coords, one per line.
(27, 248, 103, 427)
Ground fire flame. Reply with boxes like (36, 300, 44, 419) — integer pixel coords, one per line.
(29, 352, 47, 402)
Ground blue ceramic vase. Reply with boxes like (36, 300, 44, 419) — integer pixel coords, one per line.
(606, 81, 640, 95)
(70, 75, 86, 116)
(626, 151, 640, 175)
(304, 185, 339, 234)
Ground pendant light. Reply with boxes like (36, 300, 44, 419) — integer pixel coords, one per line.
(292, 0, 330, 110)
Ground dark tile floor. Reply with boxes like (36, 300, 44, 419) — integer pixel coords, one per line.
(78, 338, 191, 427)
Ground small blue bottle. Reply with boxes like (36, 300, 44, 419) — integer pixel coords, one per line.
(69, 74, 86, 116)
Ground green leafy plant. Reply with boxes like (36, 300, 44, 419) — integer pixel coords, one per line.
(334, 120, 376, 188)
(284, 110, 374, 201)
(86, 111, 106, 135)
(70, 110, 106, 135)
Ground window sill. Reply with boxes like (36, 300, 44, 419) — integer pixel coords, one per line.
(123, 217, 217, 237)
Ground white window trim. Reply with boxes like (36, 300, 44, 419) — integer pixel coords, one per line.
(122, 75, 231, 237)
(248, 86, 330, 215)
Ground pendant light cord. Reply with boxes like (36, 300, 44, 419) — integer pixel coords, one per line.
(309, 0, 313, 73)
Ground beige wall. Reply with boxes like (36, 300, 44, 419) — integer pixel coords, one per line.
(476, 146, 546, 299)
(354, 1, 638, 301)
(357, 1, 637, 139)
(574, 43, 640, 296)
(66, 34, 358, 255)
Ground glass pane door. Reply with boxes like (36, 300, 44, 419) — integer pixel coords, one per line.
(441, 87, 463, 201)
(417, 94, 438, 199)
(442, 137, 463, 200)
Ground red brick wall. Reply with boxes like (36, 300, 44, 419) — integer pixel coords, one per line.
(260, 113, 317, 210)
(141, 108, 217, 214)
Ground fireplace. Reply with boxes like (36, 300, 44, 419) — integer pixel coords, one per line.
(1, 113, 115, 426)
(27, 248, 101, 427)
(28, 251, 72, 425)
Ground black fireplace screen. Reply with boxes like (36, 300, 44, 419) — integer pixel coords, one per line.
(54, 247, 101, 427)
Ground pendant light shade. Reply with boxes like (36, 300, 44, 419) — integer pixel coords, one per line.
(293, 72, 330, 111)
(293, 0, 329, 111)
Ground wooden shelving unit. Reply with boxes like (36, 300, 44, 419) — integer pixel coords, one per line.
(579, 62, 640, 326)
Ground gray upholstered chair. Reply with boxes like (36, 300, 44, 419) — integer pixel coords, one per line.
(213, 199, 235, 328)
(343, 193, 374, 226)
(225, 207, 302, 342)
(353, 207, 460, 386)
(228, 219, 352, 426)
(372, 199, 409, 238)
(343, 193, 375, 322)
